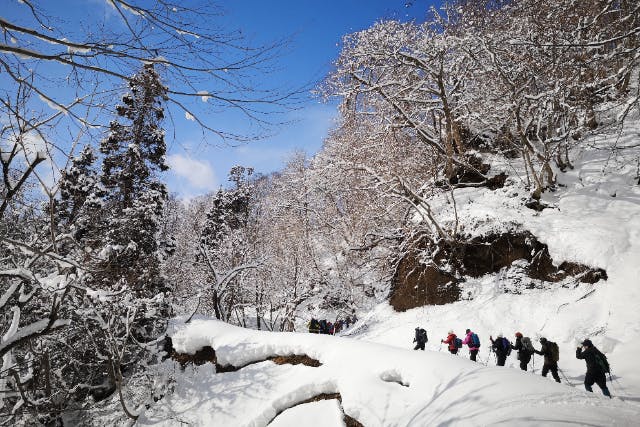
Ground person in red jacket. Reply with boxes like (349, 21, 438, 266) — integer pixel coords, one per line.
(441, 330, 459, 355)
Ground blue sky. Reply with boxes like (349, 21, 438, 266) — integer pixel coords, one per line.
(4, 0, 439, 198)
(165, 0, 439, 197)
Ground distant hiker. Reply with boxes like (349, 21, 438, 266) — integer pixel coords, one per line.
(462, 329, 480, 361)
(490, 333, 511, 366)
(441, 330, 461, 355)
(511, 332, 534, 371)
(413, 327, 428, 351)
(534, 337, 561, 383)
(308, 318, 320, 334)
(319, 319, 328, 334)
(576, 339, 612, 398)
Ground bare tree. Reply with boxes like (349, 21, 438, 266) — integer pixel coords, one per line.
(1, 1, 299, 142)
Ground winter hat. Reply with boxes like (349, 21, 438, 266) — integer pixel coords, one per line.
(515, 332, 523, 338)
(582, 339, 593, 347)
(448, 330, 454, 334)
(539, 337, 547, 344)
(497, 333, 503, 338)
(466, 329, 471, 334)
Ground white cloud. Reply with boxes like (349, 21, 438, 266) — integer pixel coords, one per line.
(167, 154, 218, 191)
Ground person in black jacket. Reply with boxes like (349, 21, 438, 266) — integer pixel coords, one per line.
(511, 332, 532, 371)
(534, 337, 561, 383)
(413, 327, 428, 350)
(489, 333, 510, 366)
(576, 339, 612, 398)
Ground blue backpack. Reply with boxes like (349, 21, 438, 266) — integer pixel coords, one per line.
(500, 337, 512, 355)
(470, 333, 481, 348)
(454, 337, 463, 349)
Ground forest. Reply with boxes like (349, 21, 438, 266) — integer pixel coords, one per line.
(1, 0, 638, 424)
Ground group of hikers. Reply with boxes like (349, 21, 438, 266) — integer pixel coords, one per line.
(412, 327, 612, 398)
(307, 314, 357, 335)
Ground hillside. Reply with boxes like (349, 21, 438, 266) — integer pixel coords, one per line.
(138, 116, 640, 426)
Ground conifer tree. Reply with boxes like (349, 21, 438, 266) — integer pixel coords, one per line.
(65, 64, 173, 414)
(54, 145, 100, 244)
(96, 63, 170, 297)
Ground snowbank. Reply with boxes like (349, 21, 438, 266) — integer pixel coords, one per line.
(138, 319, 638, 426)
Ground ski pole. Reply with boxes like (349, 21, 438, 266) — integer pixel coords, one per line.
(609, 368, 625, 394)
(558, 368, 573, 387)
(532, 354, 535, 373)
(484, 349, 492, 365)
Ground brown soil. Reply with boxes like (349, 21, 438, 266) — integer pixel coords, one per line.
(390, 254, 460, 310)
(267, 392, 364, 427)
(167, 343, 363, 424)
(168, 339, 323, 372)
(390, 230, 607, 311)
(170, 344, 217, 367)
(449, 154, 491, 185)
(268, 355, 322, 367)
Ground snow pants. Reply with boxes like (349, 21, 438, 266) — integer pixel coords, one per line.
(449, 348, 458, 355)
(469, 349, 479, 361)
(541, 362, 561, 383)
(414, 342, 425, 351)
(585, 371, 611, 397)
(496, 354, 507, 366)
(519, 354, 531, 371)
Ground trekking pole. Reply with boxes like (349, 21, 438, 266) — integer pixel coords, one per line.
(531, 354, 535, 374)
(558, 368, 573, 387)
(484, 349, 492, 366)
(609, 368, 626, 399)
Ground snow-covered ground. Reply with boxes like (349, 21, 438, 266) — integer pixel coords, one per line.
(138, 118, 640, 426)
(139, 319, 638, 426)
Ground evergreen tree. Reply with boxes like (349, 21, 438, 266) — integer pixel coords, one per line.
(61, 64, 174, 411)
(198, 166, 255, 320)
(96, 63, 170, 297)
(54, 145, 100, 244)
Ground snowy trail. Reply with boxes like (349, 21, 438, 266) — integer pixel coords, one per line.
(139, 320, 639, 426)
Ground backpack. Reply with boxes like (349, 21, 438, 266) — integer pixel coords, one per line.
(594, 350, 610, 373)
(522, 337, 535, 354)
(548, 341, 560, 362)
(500, 337, 512, 355)
(470, 333, 480, 348)
(419, 328, 428, 343)
(454, 337, 463, 349)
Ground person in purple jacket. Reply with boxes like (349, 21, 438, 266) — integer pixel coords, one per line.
(462, 328, 480, 361)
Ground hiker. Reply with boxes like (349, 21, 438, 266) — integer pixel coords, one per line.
(576, 339, 612, 398)
(462, 329, 480, 361)
(413, 327, 428, 351)
(441, 330, 460, 355)
(511, 332, 533, 371)
(489, 333, 511, 366)
(319, 319, 328, 334)
(308, 318, 320, 334)
(534, 337, 561, 383)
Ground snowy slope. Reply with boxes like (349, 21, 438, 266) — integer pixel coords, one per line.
(138, 320, 638, 426)
(138, 118, 640, 426)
